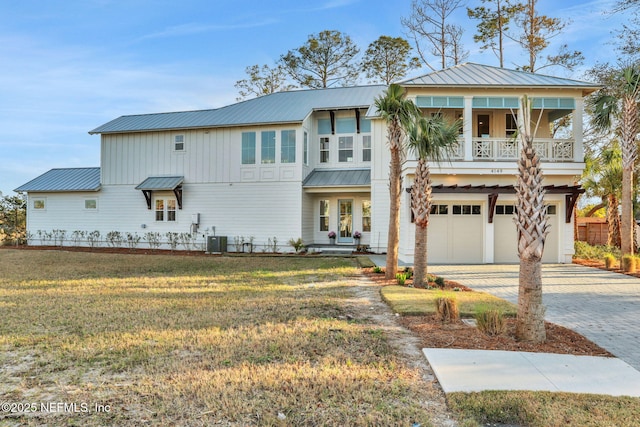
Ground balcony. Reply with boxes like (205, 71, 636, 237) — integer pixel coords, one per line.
(445, 138, 574, 162)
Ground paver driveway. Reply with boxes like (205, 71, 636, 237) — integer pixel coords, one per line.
(427, 264, 640, 371)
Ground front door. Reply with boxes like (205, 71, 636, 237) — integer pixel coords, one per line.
(338, 199, 353, 243)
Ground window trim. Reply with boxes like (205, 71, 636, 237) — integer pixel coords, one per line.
(173, 134, 185, 152)
(280, 130, 296, 164)
(84, 198, 98, 211)
(320, 137, 330, 163)
(32, 198, 46, 211)
(155, 197, 177, 222)
(241, 132, 256, 165)
(261, 131, 276, 164)
(319, 200, 330, 232)
(362, 200, 371, 232)
(362, 135, 371, 162)
(338, 136, 354, 163)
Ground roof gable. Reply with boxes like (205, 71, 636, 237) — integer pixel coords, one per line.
(14, 167, 101, 193)
(400, 63, 599, 90)
(90, 85, 387, 135)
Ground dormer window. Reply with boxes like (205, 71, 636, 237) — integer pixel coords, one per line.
(174, 135, 185, 151)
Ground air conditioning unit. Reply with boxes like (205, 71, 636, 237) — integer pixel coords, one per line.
(206, 236, 227, 253)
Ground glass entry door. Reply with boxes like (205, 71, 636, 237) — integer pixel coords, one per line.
(338, 199, 353, 243)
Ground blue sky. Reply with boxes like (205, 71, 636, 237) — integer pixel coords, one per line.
(0, 0, 626, 196)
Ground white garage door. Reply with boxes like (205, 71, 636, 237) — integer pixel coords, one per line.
(494, 204, 559, 263)
(427, 202, 484, 264)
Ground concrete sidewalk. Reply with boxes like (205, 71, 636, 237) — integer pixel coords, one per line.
(424, 348, 640, 396)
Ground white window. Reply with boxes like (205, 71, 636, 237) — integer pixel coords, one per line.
(362, 135, 371, 162)
(319, 200, 330, 231)
(338, 136, 353, 162)
(33, 198, 46, 210)
(362, 200, 371, 232)
(241, 132, 256, 164)
(303, 131, 308, 165)
(281, 130, 296, 163)
(84, 199, 98, 210)
(261, 131, 276, 164)
(155, 199, 176, 222)
(320, 137, 330, 163)
(174, 134, 185, 151)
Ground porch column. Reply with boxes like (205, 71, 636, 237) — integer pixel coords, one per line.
(573, 97, 584, 162)
(464, 96, 473, 161)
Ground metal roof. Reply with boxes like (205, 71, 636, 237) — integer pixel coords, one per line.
(302, 169, 370, 188)
(90, 85, 387, 134)
(400, 63, 600, 90)
(135, 176, 184, 191)
(14, 167, 101, 193)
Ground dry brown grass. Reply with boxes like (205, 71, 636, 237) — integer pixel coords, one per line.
(0, 250, 442, 426)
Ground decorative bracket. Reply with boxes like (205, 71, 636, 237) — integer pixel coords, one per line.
(488, 193, 499, 223)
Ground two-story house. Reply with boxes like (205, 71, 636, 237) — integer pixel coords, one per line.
(15, 63, 599, 263)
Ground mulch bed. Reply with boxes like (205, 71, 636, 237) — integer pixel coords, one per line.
(363, 267, 614, 357)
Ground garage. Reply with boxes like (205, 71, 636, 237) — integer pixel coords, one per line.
(427, 202, 484, 264)
(493, 203, 559, 263)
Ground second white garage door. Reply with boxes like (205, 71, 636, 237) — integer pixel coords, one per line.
(427, 202, 484, 264)
(494, 204, 559, 263)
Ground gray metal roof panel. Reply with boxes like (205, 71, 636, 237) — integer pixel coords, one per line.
(90, 85, 387, 134)
(400, 63, 600, 89)
(135, 176, 184, 190)
(14, 167, 101, 192)
(302, 169, 371, 188)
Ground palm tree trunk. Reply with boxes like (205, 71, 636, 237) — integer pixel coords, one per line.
(516, 258, 546, 339)
(607, 194, 621, 248)
(386, 122, 403, 279)
(412, 159, 432, 287)
(621, 94, 638, 255)
(515, 95, 548, 343)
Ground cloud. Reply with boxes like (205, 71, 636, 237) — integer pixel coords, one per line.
(138, 19, 278, 41)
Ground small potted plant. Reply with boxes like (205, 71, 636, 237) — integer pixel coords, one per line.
(353, 231, 361, 245)
(328, 231, 336, 245)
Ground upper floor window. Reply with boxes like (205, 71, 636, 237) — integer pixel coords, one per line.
(261, 131, 276, 164)
(362, 135, 371, 162)
(33, 198, 46, 210)
(303, 131, 308, 165)
(281, 130, 296, 163)
(320, 137, 330, 163)
(506, 114, 518, 137)
(241, 132, 256, 164)
(338, 136, 353, 162)
(174, 135, 185, 151)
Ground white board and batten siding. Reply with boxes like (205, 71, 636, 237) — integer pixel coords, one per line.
(101, 125, 305, 186)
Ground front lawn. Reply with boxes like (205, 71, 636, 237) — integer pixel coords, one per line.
(0, 250, 441, 426)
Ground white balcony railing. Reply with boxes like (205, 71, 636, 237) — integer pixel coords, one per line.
(471, 138, 574, 162)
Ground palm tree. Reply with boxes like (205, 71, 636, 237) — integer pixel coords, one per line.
(408, 115, 462, 287)
(374, 84, 420, 279)
(591, 65, 640, 256)
(582, 147, 623, 247)
(514, 95, 548, 343)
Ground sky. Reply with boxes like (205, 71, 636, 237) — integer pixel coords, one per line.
(0, 0, 628, 196)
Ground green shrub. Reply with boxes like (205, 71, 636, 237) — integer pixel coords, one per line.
(373, 266, 383, 274)
(574, 241, 621, 260)
(435, 276, 445, 289)
(604, 253, 616, 269)
(396, 273, 408, 286)
(435, 297, 459, 322)
(403, 267, 413, 278)
(287, 237, 305, 253)
(476, 309, 506, 336)
(622, 254, 636, 273)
